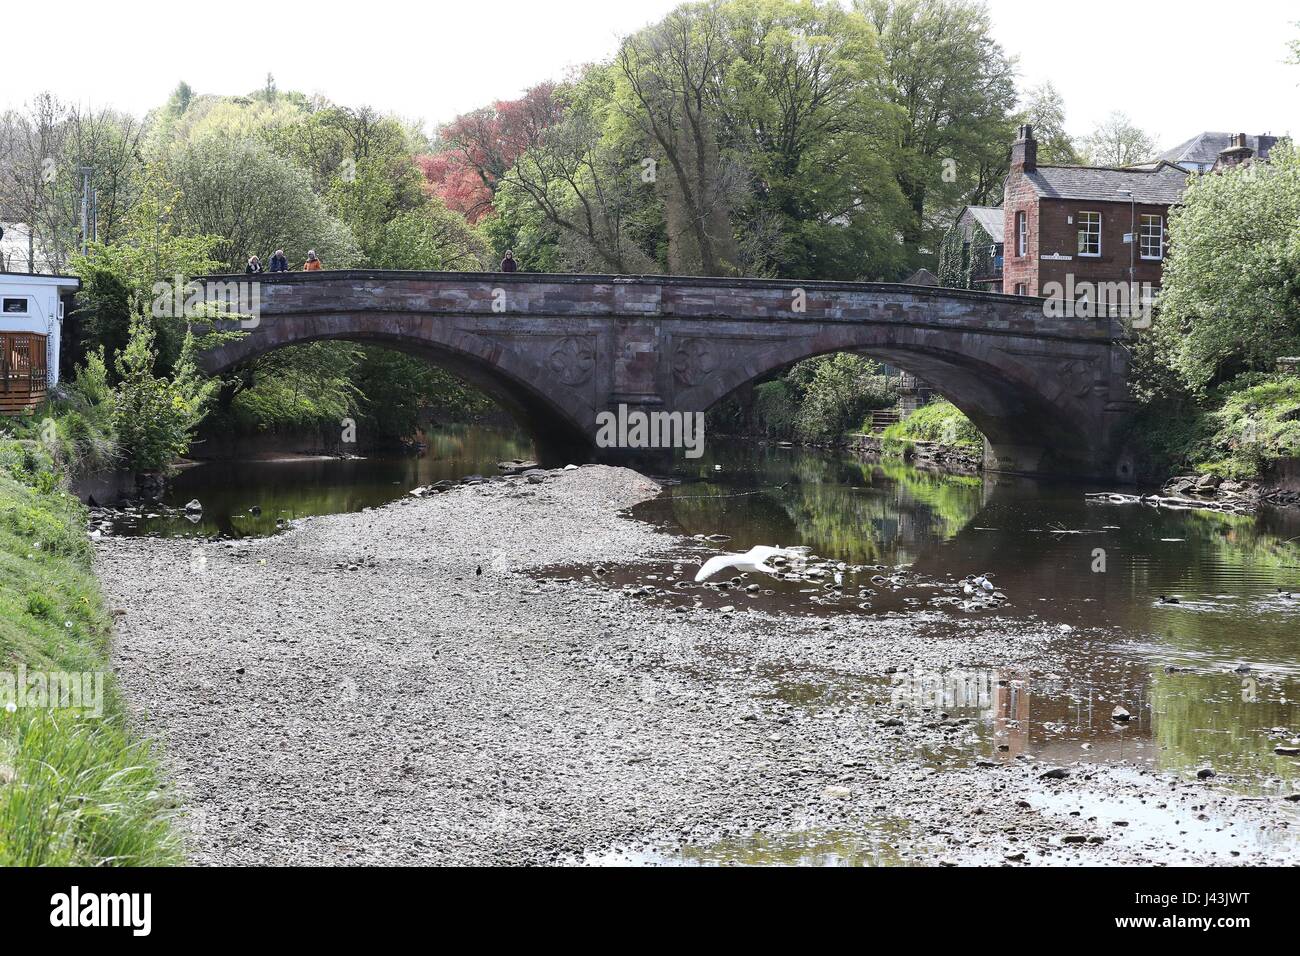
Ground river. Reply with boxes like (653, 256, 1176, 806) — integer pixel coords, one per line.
(113, 424, 1300, 807)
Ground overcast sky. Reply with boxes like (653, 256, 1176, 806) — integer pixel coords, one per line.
(3, 0, 1296, 150)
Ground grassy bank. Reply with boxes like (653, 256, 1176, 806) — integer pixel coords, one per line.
(878, 400, 983, 456)
(1130, 373, 1300, 482)
(0, 437, 180, 866)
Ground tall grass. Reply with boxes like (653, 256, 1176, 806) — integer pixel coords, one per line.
(0, 468, 181, 865)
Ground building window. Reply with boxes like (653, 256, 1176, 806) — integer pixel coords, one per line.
(1077, 212, 1101, 257)
(2, 297, 30, 315)
(1016, 212, 1027, 257)
(1140, 215, 1164, 260)
(1014, 283, 1027, 296)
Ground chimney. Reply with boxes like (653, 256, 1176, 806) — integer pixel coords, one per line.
(1214, 133, 1254, 170)
(1011, 124, 1037, 173)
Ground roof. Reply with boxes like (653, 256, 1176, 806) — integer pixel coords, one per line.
(1023, 162, 1188, 205)
(1159, 132, 1283, 166)
(965, 206, 1005, 243)
(905, 268, 939, 287)
(0, 272, 81, 290)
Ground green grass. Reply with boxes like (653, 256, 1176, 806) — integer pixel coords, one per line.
(878, 400, 984, 455)
(0, 464, 181, 866)
(1195, 374, 1300, 480)
(1129, 374, 1300, 481)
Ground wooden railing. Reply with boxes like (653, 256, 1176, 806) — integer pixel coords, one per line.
(0, 333, 47, 414)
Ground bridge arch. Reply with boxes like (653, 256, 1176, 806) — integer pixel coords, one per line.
(672, 323, 1106, 475)
(198, 313, 595, 464)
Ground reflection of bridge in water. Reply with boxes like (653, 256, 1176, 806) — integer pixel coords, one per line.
(198, 270, 1137, 478)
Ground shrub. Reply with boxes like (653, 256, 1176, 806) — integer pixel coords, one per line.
(881, 400, 983, 454)
(113, 316, 216, 473)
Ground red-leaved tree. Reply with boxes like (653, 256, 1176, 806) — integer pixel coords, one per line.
(419, 82, 563, 223)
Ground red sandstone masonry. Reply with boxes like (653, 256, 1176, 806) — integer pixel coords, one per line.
(197, 271, 1136, 479)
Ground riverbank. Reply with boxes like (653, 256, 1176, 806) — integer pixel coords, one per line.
(93, 464, 1298, 865)
(0, 469, 180, 865)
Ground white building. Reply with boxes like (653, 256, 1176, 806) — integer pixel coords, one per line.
(0, 271, 80, 414)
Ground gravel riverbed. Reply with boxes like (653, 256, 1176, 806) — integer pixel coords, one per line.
(96, 465, 1299, 866)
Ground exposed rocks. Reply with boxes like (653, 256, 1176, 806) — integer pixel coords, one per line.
(93, 465, 1299, 867)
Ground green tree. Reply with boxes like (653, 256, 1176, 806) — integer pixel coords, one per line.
(502, 65, 662, 273)
(791, 353, 896, 440)
(1154, 142, 1300, 392)
(1021, 81, 1080, 165)
(714, 0, 909, 278)
(857, 0, 1018, 268)
(160, 132, 359, 271)
(70, 175, 222, 374)
(366, 204, 487, 270)
(616, 2, 743, 275)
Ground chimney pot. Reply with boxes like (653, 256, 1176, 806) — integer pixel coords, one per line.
(1011, 125, 1037, 173)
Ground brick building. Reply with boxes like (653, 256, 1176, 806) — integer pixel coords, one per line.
(1000, 125, 1187, 301)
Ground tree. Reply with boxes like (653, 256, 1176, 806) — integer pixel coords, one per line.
(1082, 111, 1157, 167)
(160, 132, 360, 270)
(70, 174, 221, 373)
(856, 0, 1018, 268)
(713, 0, 909, 278)
(499, 66, 660, 273)
(616, 2, 743, 275)
(366, 203, 487, 270)
(113, 315, 216, 472)
(1153, 142, 1300, 393)
(420, 84, 563, 223)
(791, 353, 895, 440)
(0, 94, 70, 271)
(1021, 82, 1079, 165)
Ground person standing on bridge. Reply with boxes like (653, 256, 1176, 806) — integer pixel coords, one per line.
(245, 255, 263, 275)
(268, 249, 288, 273)
(500, 249, 517, 273)
(304, 250, 322, 272)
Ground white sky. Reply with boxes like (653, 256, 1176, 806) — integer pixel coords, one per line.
(3, 0, 1296, 150)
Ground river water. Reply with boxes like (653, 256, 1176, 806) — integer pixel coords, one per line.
(115, 425, 1300, 808)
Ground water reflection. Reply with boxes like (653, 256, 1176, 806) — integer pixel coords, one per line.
(113, 425, 534, 538)
(650, 441, 1300, 794)
(658, 441, 1300, 660)
(583, 822, 930, 867)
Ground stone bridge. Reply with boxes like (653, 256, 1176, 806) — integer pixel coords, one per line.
(196, 270, 1138, 479)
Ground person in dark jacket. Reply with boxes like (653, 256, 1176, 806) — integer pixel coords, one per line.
(245, 255, 264, 275)
(268, 249, 289, 273)
(500, 250, 517, 273)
